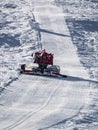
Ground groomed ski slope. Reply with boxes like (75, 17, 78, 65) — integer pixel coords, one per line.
(0, 0, 93, 130)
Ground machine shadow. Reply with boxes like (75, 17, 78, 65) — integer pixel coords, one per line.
(48, 75, 98, 84)
(22, 73, 98, 84)
(33, 27, 70, 37)
(66, 75, 98, 83)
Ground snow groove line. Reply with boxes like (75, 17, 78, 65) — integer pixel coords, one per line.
(3, 80, 62, 130)
(0, 76, 19, 95)
(39, 106, 84, 130)
(3, 72, 21, 89)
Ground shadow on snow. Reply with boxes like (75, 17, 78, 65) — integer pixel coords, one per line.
(0, 33, 20, 47)
(66, 19, 98, 32)
(33, 27, 70, 37)
(20, 73, 98, 84)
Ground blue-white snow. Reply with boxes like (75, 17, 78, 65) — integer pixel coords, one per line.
(0, 0, 98, 130)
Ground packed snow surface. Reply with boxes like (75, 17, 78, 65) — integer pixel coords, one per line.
(0, 0, 98, 130)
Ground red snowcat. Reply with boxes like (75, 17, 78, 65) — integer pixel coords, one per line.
(20, 49, 67, 77)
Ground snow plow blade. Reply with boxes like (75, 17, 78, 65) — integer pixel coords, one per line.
(20, 70, 67, 78)
(20, 64, 67, 78)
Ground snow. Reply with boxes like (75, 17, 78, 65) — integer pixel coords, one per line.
(0, 0, 98, 130)
(0, 0, 40, 88)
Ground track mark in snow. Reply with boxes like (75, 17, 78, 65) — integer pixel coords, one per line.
(2, 80, 62, 130)
(39, 106, 84, 130)
(1, 75, 21, 94)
